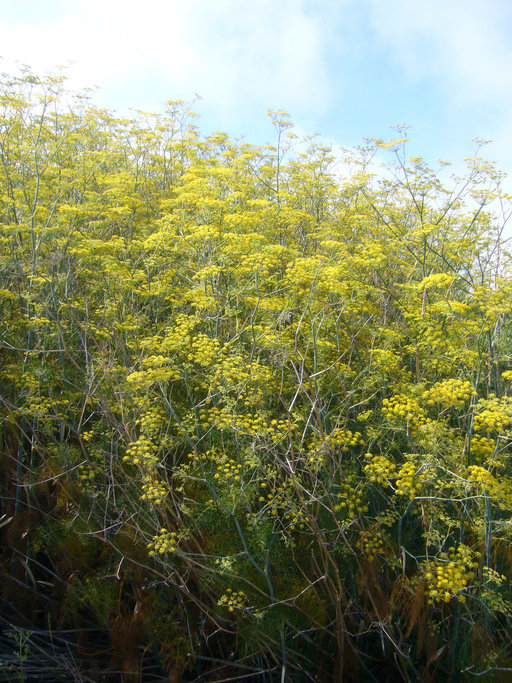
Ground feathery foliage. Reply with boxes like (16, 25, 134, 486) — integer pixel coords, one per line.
(1, 69, 512, 681)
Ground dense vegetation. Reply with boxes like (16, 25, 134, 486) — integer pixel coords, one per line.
(1, 69, 512, 681)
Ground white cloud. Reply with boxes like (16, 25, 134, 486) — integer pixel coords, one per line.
(365, 0, 512, 189)
(367, 0, 512, 105)
(0, 0, 334, 128)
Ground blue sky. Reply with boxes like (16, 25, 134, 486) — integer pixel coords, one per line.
(1, 0, 512, 197)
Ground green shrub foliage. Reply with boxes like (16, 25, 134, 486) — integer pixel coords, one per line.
(1, 70, 512, 681)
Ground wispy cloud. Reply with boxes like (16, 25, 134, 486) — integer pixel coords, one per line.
(0, 0, 335, 133)
(367, 0, 512, 96)
(363, 0, 512, 183)
(366, 1, 512, 124)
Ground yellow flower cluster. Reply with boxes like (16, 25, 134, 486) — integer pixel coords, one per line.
(216, 355, 266, 385)
(77, 443, 105, 489)
(126, 352, 180, 387)
(467, 434, 496, 462)
(335, 483, 368, 517)
(214, 459, 242, 482)
(423, 379, 475, 410)
(123, 437, 158, 466)
(285, 255, 328, 291)
(78, 463, 97, 482)
(466, 465, 506, 502)
(258, 479, 310, 532)
(472, 396, 512, 434)
(186, 290, 218, 312)
(21, 395, 54, 418)
(236, 249, 280, 278)
(147, 528, 177, 556)
(218, 588, 246, 613)
(258, 482, 286, 516)
(416, 327, 460, 374)
(358, 529, 385, 561)
(186, 447, 217, 465)
(20, 371, 40, 392)
(417, 272, 455, 290)
(160, 314, 198, 352)
(284, 508, 310, 531)
(126, 366, 180, 386)
(465, 466, 512, 507)
(382, 394, 426, 433)
(136, 407, 166, 436)
(199, 407, 288, 439)
(79, 446, 105, 490)
(482, 566, 508, 584)
(364, 453, 397, 485)
(395, 462, 424, 499)
(212, 355, 272, 406)
(77, 452, 102, 495)
(312, 428, 365, 454)
(192, 264, 223, 281)
(466, 465, 499, 491)
(369, 348, 400, 376)
(215, 355, 250, 383)
(141, 476, 167, 505)
(185, 333, 220, 368)
(123, 423, 169, 505)
(423, 545, 477, 604)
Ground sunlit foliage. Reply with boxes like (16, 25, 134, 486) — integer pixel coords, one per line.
(1, 68, 512, 681)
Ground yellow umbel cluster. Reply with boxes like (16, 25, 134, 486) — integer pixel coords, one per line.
(141, 476, 167, 505)
(218, 588, 246, 613)
(472, 396, 512, 435)
(382, 394, 426, 433)
(258, 482, 286, 516)
(465, 465, 512, 507)
(76, 447, 104, 494)
(199, 406, 289, 439)
(466, 465, 500, 492)
(423, 379, 475, 410)
(358, 528, 385, 561)
(422, 544, 477, 604)
(123, 436, 158, 466)
(184, 332, 220, 368)
(364, 453, 397, 485)
(148, 528, 178, 556)
(214, 459, 242, 482)
(283, 508, 310, 531)
(212, 354, 272, 405)
(467, 434, 496, 463)
(312, 428, 365, 454)
(21, 395, 54, 418)
(395, 461, 425, 499)
(136, 407, 166, 437)
(126, 359, 180, 387)
(335, 482, 368, 517)
(160, 313, 198, 352)
(78, 462, 97, 482)
(257, 481, 309, 533)
(124, 435, 167, 505)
